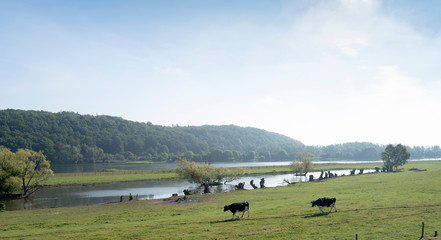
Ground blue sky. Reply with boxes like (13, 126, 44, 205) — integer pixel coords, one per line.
(1, 0, 441, 146)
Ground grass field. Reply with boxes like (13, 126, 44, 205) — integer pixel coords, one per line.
(42, 162, 383, 186)
(1, 161, 441, 239)
(43, 169, 179, 186)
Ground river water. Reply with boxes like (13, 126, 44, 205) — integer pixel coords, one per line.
(1, 168, 375, 211)
(3, 159, 439, 211)
(50, 160, 383, 173)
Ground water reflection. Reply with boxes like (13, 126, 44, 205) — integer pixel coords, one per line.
(1, 169, 376, 211)
(51, 161, 381, 173)
(51, 159, 440, 173)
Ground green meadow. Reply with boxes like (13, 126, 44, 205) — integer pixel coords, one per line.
(1, 161, 441, 239)
(43, 162, 382, 186)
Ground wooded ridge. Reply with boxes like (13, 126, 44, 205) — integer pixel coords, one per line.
(0, 109, 440, 164)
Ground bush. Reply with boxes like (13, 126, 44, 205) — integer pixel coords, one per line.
(0, 203, 5, 211)
(175, 159, 243, 188)
(129, 193, 134, 201)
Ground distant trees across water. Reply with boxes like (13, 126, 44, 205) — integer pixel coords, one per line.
(0, 109, 440, 164)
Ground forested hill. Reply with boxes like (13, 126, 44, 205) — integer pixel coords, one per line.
(0, 109, 304, 164)
(1, 109, 440, 164)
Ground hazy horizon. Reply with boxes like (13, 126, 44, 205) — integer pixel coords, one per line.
(2, 0, 441, 146)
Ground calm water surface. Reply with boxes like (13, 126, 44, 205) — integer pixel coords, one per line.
(3, 159, 438, 211)
(2, 169, 374, 211)
(51, 160, 384, 173)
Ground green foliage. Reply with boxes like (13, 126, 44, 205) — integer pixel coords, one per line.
(0, 148, 21, 193)
(0, 203, 4, 211)
(290, 161, 303, 175)
(0, 110, 305, 164)
(129, 193, 134, 201)
(35, 162, 386, 187)
(0, 148, 53, 196)
(1, 110, 440, 164)
(175, 159, 218, 185)
(1, 161, 440, 239)
(290, 153, 314, 174)
(381, 144, 411, 172)
(175, 159, 242, 186)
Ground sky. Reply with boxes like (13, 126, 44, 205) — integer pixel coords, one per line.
(1, 0, 441, 147)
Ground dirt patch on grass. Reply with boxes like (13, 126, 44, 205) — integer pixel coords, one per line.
(148, 195, 210, 206)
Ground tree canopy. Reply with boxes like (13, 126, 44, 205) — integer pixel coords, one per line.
(381, 144, 411, 172)
(0, 148, 53, 197)
(175, 159, 243, 192)
(0, 110, 305, 164)
(0, 109, 439, 164)
(290, 153, 314, 175)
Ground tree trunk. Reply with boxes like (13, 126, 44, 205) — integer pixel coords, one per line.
(203, 184, 210, 193)
(22, 177, 28, 197)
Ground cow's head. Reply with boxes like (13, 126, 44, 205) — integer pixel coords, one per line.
(311, 200, 317, 207)
(223, 205, 229, 212)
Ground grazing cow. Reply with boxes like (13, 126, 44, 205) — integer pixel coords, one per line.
(224, 202, 250, 219)
(311, 197, 337, 213)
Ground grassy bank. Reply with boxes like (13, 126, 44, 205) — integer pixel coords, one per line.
(43, 162, 384, 186)
(1, 161, 440, 239)
(43, 169, 179, 186)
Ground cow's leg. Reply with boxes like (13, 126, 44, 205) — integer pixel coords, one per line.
(329, 204, 334, 213)
(241, 211, 245, 218)
(232, 212, 236, 219)
(319, 206, 323, 213)
(247, 208, 250, 217)
(334, 204, 337, 212)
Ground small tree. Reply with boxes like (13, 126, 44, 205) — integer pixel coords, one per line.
(290, 161, 304, 175)
(290, 153, 314, 175)
(381, 144, 410, 172)
(175, 159, 243, 193)
(15, 149, 54, 197)
(0, 148, 53, 197)
(289, 153, 314, 182)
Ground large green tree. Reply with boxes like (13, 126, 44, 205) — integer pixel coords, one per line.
(0, 148, 53, 197)
(0, 148, 21, 194)
(381, 144, 410, 172)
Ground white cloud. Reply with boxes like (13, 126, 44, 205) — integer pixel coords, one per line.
(3, 0, 441, 146)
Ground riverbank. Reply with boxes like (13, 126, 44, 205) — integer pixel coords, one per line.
(41, 162, 385, 187)
(1, 161, 440, 239)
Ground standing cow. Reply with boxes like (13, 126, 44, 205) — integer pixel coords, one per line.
(311, 197, 337, 213)
(223, 202, 250, 219)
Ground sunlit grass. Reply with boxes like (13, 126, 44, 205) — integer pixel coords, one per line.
(43, 169, 179, 185)
(2, 161, 440, 239)
(42, 161, 427, 186)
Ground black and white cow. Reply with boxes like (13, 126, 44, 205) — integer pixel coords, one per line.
(224, 202, 250, 219)
(311, 197, 337, 213)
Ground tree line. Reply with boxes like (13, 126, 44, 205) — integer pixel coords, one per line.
(0, 109, 440, 164)
(177, 144, 411, 194)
